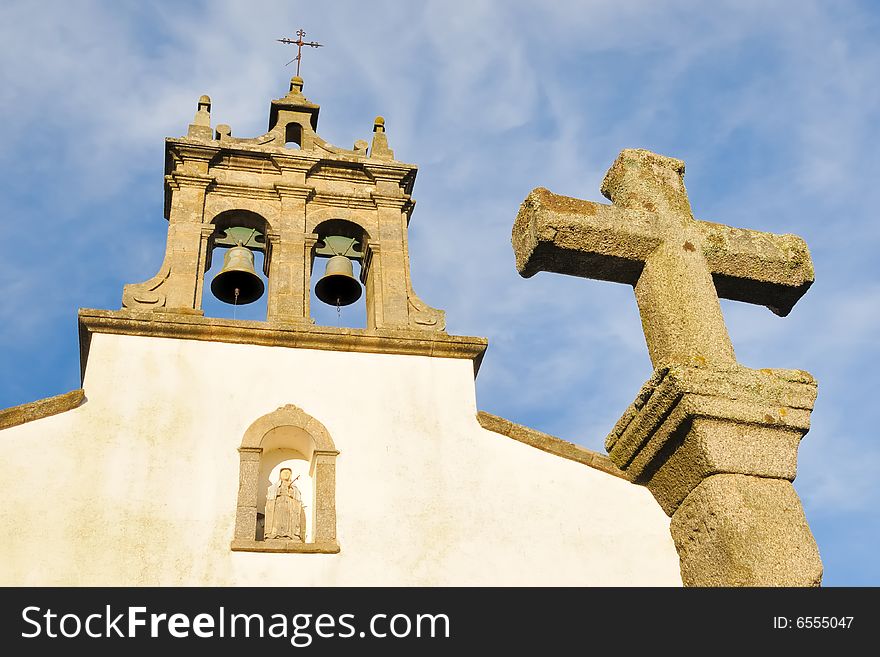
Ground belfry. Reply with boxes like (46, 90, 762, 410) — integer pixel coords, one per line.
(121, 75, 445, 332)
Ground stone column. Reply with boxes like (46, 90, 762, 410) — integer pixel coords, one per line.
(234, 447, 262, 540)
(266, 230, 313, 323)
(302, 233, 319, 323)
(193, 224, 216, 311)
(372, 199, 410, 328)
(362, 243, 383, 329)
(162, 176, 212, 310)
(267, 185, 313, 323)
(312, 450, 338, 545)
(606, 365, 822, 586)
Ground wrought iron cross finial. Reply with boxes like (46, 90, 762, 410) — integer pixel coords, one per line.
(277, 29, 323, 77)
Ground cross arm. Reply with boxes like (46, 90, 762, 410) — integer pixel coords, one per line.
(512, 187, 661, 284)
(696, 220, 814, 317)
(513, 187, 815, 317)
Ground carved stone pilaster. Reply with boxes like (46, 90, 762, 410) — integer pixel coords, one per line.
(234, 447, 262, 540)
(266, 229, 314, 324)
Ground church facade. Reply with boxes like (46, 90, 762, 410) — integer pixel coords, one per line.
(0, 77, 682, 586)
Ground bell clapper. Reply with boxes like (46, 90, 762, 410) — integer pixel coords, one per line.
(336, 298, 341, 325)
(233, 287, 240, 320)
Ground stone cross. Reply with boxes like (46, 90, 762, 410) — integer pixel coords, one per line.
(512, 148, 813, 369)
(512, 149, 822, 586)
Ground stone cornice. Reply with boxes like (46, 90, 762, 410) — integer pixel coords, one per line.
(477, 412, 626, 479)
(270, 153, 321, 173)
(607, 365, 816, 468)
(371, 193, 411, 210)
(78, 309, 488, 376)
(309, 191, 377, 210)
(208, 181, 280, 201)
(167, 136, 415, 173)
(309, 163, 373, 184)
(605, 364, 817, 513)
(165, 138, 420, 198)
(212, 152, 282, 175)
(165, 140, 221, 164)
(363, 162, 417, 181)
(0, 389, 85, 431)
(274, 184, 314, 200)
(165, 173, 214, 191)
(364, 163, 417, 196)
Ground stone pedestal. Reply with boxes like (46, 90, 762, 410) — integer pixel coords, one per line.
(606, 365, 822, 586)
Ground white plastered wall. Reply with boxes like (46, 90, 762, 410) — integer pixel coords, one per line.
(0, 333, 682, 586)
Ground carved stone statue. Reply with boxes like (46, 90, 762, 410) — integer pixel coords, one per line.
(264, 468, 305, 541)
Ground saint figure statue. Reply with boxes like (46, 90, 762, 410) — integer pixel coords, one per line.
(264, 467, 305, 541)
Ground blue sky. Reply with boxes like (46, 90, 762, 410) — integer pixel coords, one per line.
(1, 1, 878, 585)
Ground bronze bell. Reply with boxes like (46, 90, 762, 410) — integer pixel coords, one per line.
(315, 255, 362, 306)
(211, 244, 265, 305)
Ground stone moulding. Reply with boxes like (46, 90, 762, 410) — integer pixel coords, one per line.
(77, 308, 488, 381)
(0, 389, 85, 431)
(605, 365, 817, 515)
(230, 539, 340, 554)
(477, 412, 626, 479)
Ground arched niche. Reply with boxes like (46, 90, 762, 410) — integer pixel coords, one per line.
(231, 404, 340, 553)
(257, 427, 314, 541)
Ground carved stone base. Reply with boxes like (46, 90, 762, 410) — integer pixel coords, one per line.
(606, 365, 822, 586)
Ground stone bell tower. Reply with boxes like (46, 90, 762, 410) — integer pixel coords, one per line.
(120, 75, 444, 331)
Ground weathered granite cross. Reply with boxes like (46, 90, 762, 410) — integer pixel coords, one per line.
(513, 148, 813, 370)
(512, 149, 822, 586)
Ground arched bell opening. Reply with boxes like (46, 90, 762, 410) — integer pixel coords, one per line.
(310, 218, 368, 329)
(284, 122, 302, 149)
(202, 210, 270, 320)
